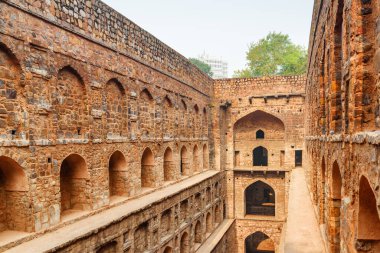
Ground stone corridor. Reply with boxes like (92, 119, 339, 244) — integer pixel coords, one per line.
(284, 168, 325, 253)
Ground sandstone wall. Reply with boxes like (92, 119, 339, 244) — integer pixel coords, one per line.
(52, 173, 226, 253)
(306, 0, 380, 252)
(213, 76, 305, 253)
(0, 0, 224, 251)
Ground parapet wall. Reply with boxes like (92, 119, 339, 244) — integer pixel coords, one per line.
(3, 0, 211, 93)
(214, 76, 306, 100)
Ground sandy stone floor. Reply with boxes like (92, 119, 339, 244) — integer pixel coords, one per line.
(284, 167, 325, 253)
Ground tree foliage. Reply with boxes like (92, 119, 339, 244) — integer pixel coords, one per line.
(234, 32, 307, 77)
(189, 58, 213, 77)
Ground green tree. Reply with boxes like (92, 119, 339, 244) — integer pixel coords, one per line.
(189, 58, 213, 77)
(234, 32, 307, 77)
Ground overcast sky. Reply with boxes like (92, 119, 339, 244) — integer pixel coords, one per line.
(102, 0, 314, 77)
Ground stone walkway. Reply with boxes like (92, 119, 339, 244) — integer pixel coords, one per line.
(284, 167, 325, 253)
(196, 219, 234, 253)
(6, 171, 218, 253)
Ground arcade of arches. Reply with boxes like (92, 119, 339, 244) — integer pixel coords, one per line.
(0, 0, 379, 252)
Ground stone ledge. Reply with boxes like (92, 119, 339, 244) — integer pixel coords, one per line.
(305, 130, 380, 145)
(5, 171, 220, 253)
(196, 219, 234, 253)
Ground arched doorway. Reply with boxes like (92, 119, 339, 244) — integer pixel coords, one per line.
(0, 156, 30, 232)
(245, 181, 275, 216)
(180, 146, 189, 176)
(108, 151, 127, 197)
(358, 176, 380, 247)
(330, 161, 342, 252)
(180, 232, 189, 253)
(164, 147, 174, 181)
(60, 154, 89, 216)
(141, 148, 155, 188)
(245, 232, 275, 253)
(253, 147, 268, 166)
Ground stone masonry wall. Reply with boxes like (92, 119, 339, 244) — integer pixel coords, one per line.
(213, 76, 305, 253)
(306, 0, 380, 252)
(53, 173, 226, 253)
(2, 0, 211, 94)
(0, 0, 219, 251)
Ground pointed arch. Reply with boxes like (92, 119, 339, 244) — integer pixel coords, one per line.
(330, 0, 344, 132)
(256, 130, 265, 139)
(0, 43, 24, 138)
(358, 176, 380, 241)
(203, 144, 208, 170)
(108, 151, 128, 196)
(163, 246, 173, 253)
(141, 148, 155, 188)
(163, 96, 174, 138)
(164, 147, 175, 181)
(60, 154, 89, 216)
(180, 100, 188, 137)
(180, 146, 190, 176)
(193, 145, 200, 173)
(139, 89, 155, 138)
(180, 232, 190, 253)
(245, 231, 275, 253)
(320, 156, 326, 224)
(0, 156, 30, 232)
(140, 88, 154, 100)
(202, 107, 208, 137)
(329, 161, 342, 252)
(245, 181, 275, 216)
(106, 79, 127, 137)
(56, 66, 87, 139)
(194, 104, 199, 113)
(206, 212, 212, 234)
(194, 220, 202, 244)
(253, 146, 268, 166)
(214, 203, 221, 225)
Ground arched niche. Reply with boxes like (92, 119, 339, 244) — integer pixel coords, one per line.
(245, 181, 275, 216)
(105, 79, 127, 137)
(163, 96, 174, 138)
(108, 151, 128, 197)
(180, 232, 190, 253)
(180, 146, 189, 176)
(193, 145, 200, 173)
(141, 148, 155, 188)
(56, 66, 87, 139)
(0, 156, 30, 232)
(164, 147, 175, 181)
(139, 89, 154, 138)
(234, 111, 285, 167)
(245, 231, 275, 253)
(60, 154, 89, 215)
(0, 43, 24, 139)
(203, 144, 208, 170)
(358, 176, 380, 241)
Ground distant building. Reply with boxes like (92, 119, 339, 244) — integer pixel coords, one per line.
(198, 53, 228, 79)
